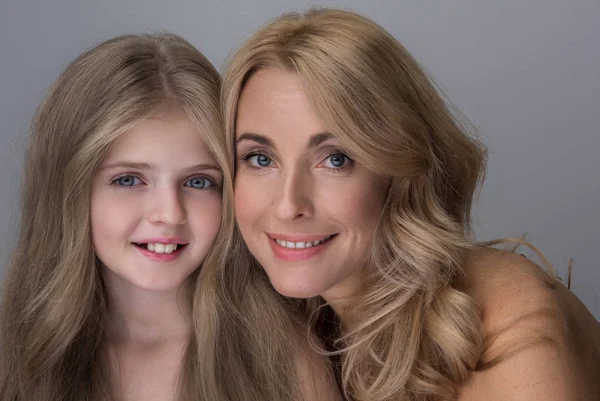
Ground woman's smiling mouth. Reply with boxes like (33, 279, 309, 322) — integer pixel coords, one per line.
(267, 233, 338, 261)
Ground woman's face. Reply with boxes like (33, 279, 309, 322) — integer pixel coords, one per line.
(234, 68, 386, 301)
(90, 112, 223, 294)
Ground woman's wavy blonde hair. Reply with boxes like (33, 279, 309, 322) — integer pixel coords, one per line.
(221, 8, 544, 401)
(0, 33, 304, 401)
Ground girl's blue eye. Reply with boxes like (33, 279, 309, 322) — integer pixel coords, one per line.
(184, 177, 213, 189)
(114, 175, 141, 187)
(248, 154, 272, 168)
(324, 153, 351, 169)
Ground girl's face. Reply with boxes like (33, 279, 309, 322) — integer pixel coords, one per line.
(234, 68, 386, 301)
(90, 112, 222, 293)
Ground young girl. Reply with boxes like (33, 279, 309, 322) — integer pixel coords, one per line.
(223, 8, 600, 401)
(0, 33, 338, 401)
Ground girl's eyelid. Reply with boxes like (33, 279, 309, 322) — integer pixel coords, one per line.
(183, 174, 221, 188)
(110, 173, 146, 185)
(183, 171, 219, 182)
(109, 172, 221, 188)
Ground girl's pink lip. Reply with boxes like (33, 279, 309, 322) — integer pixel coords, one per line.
(267, 233, 334, 242)
(135, 237, 188, 245)
(134, 243, 184, 262)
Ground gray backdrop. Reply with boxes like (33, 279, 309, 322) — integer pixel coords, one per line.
(1, 0, 598, 318)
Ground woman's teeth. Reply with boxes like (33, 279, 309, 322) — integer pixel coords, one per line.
(145, 243, 178, 254)
(274, 235, 333, 249)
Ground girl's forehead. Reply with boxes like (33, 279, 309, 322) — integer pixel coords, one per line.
(102, 115, 216, 168)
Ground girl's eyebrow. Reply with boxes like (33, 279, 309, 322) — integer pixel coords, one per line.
(181, 163, 222, 174)
(236, 131, 334, 149)
(99, 161, 221, 174)
(99, 162, 153, 171)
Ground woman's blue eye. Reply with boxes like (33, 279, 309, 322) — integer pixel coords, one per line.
(114, 175, 141, 187)
(248, 154, 272, 168)
(185, 177, 213, 189)
(324, 153, 350, 168)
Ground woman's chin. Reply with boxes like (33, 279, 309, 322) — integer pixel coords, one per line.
(269, 277, 324, 299)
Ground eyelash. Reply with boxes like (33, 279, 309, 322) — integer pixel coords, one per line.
(237, 148, 353, 171)
(320, 149, 353, 172)
(109, 174, 218, 189)
(110, 174, 143, 188)
(239, 150, 275, 170)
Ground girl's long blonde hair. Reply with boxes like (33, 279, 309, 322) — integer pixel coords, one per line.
(0, 33, 303, 401)
(222, 8, 506, 401)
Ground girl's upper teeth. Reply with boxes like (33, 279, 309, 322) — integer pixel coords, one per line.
(275, 236, 332, 249)
(146, 243, 178, 254)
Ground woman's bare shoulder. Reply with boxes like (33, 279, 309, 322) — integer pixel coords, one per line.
(458, 247, 560, 325)
(456, 247, 600, 401)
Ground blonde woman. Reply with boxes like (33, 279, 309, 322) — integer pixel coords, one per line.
(222, 8, 600, 401)
(0, 33, 338, 401)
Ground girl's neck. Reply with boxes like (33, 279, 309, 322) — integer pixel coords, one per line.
(103, 269, 193, 347)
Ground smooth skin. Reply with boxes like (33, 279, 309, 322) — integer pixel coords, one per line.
(91, 111, 222, 400)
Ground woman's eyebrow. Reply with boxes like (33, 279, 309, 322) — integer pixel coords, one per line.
(307, 132, 334, 149)
(236, 133, 273, 147)
(236, 131, 334, 149)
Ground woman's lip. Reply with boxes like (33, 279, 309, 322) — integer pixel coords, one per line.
(267, 233, 336, 242)
(268, 234, 334, 261)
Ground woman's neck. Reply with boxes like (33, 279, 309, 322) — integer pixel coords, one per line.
(321, 268, 366, 327)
